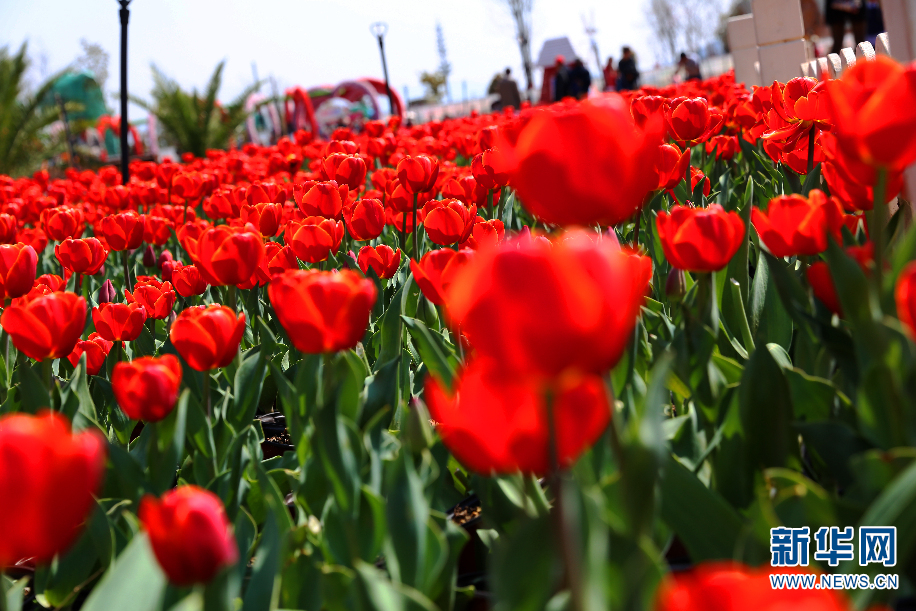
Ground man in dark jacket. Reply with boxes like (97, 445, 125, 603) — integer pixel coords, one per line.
(616, 46, 639, 91)
(498, 68, 522, 110)
(553, 56, 570, 102)
(569, 59, 592, 99)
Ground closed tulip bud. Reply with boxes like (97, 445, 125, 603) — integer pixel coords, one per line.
(170, 305, 245, 371)
(0, 243, 38, 300)
(143, 244, 157, 267)
(92, 302, 148, 343)
(0, 214, 16, 244)
(321, 154, 367, 191)
(55, 237, 109, 276)
(139, 487, 239, 586)
(67, 332, 114, 376)
(409, 249, 474, 305)
(666, 268, 686, 300)
(357, 245, 401, 279)
(665, 96, 724, 147)
(112, 355, 183, 421)
(396, 155, 439, 194)
(1, 292, 87, 360)
(99, 211, 145, 252)
(0, 411, 107, 568)
(98, 279, 117, 304)
(268, 269, 376, 354)
(158, 249, 173, 269)
(343, 198, 386, 241)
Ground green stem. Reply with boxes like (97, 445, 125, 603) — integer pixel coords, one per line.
(401, 211, 407, 253)
(412, 192, 419, 261)
(729, 279, 755, 353)
(203, 371, 212, 419)
(228, 284, 238, 313)
(42, 358, 52, 397)
(806, 124, 816, 176)
(148, 318, 156, 352)
(872, 169, 888, 305)
(486, 188, 494, 220)
(122, 250, 132, 293)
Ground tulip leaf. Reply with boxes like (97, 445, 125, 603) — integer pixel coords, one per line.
(801, 162, 822, 196)
(229, 349, 266, 431)
(385, 451, 430, 591)
(353, 560, 438, 611)
(241, 508, 281, 611)
(148, 389, 189, 494)
(401, 317, 457, 390)
(16, 360, 49, 414)
(739, 342, 797, 469)
(314, 404, 361, 515)
(80, 533, 167, 611)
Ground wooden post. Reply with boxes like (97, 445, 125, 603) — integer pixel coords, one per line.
(727, 15, 761, 89)
(752, 0, 810, 85)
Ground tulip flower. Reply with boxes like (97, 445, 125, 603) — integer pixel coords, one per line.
(446, 231, 650, 378)
(172, 264, 209, 298)
(98, 211, 145, 251)
(285, 217, 344, 264)
(293, 181, 349, 219)
(896, 261, 916, 338)
(762, 78, 831, 148)
(630, 95, 666, 129)
(495, 95, 663, 227)
(396, 155, 439, 194)
(264, 242, 300, 276)
(17, 227, 48, 254)
(321, 154, 368, 191)
(807, 243, 874, 316)
(143, 215, 172, 246)
(0, 411, 107, 568)
(654, 562, 869, 611)
(67, 332, 114, 376)
(422, 199, 477, 246)
(460, 218, 505, 251)
(126, 277, 177, 320)
(358, 244, 401, 279)
(1, 292, 87, 360)
(656, 144, 691, 191)
(112, 355, 183, 421)
(170, 305, 245, 371)
(240, 202, 283, 237)
(0, 243, 38, 300)
(752, 190, 844, 258)
(139, 486, 238, 586)
(190, 225, 266, 287)
(409, 249, 474, 305)
(665, 96, 724, 147)
(268, 269, 376, 354)
(55, 237, 109, 276)
(98, 279, 117, 303)
(0, 214, 16, 244)
(656, 204, 745, 272)
(425, 358, 611, 475)
(41, 207, 84, 241)
(471, 149, 509, 190)
(92, 302, 148, 343)
(343, 198, 386, 241)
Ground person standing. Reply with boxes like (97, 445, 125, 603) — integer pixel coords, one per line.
(569, 59, 592, 99)
(553, 56, 571, 102)
(498, 68, 522, 110)
(678, 52, 702, 81)
(603, 57, 617, 92)
(826, 0, 867, 54)
(616, 47, 639, 91)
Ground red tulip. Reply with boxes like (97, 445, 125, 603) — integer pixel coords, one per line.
(126, 277, 177, 319)
(92, 302, 147, 342)
(705, 135, 739, 161)
(426, 358, 611, 475)
(762, 78, 831, 148)
(268, 269, 376, 354)
(0, 243, 37, 300)
(446, 231, 650, 378)
(190, 225, 265, 287)
(321, 154, 368, 191)
(495, 95, 663, 227)
(55, 237, 109, 276)
(397, 155, 439, 194)
(656, 204, 745, 272)
(630, 95, 666, 129)
(67, 332, 113, 376)
(896, 261, 916, 337)
(293, 181, 349, 219)
(422, 199, 477, 246)
(240, 202, 282, 237)
(139, 486, 238, 586)
(1, 292, 87, 360)
(344, 198, 386, 241)
(0, 214, 16, 244)
(656, 144, 691, 190)
(461, 218, 505, 251)
(170, 305, 245, 371)
(358, 245, 401, 279)
(17, 227, 48, 254)
(752, 190, 844, 258)
(112, 355, 183, 421)
(41, 207, 84, 241)
(265, 242, 300, 276)
(409, 249, 474, 305)
(172, 264, 209, 298)
(665, 97, 724, 147)
(471, 148, 509, 190)
(143, 215, 172, 246)
(285, 217, 343, 263)
(98, 211, 145, 251)
(0, 411, 106, 568)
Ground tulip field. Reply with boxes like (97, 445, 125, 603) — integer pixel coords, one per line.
(3, 55, 916, 611)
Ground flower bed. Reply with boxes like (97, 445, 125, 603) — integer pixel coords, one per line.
(1, 55, 916, 611)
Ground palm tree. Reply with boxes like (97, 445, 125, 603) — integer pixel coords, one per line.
(0, 43, 66, 177)
(132, 61, 260, 158)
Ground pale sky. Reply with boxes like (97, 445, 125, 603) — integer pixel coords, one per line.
(1, 0, 661, 114)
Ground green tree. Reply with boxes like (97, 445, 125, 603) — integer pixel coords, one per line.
(0, 43, 65, 177)
(132, 61, 259, 158)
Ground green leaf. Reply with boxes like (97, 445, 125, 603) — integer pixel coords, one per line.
(241, 509, 280, 611)
(17, 360, 49, 414)
(80, 533, 167, 611)
(401, 317, 458, 389)
(229, 350, 266, 431)
(739, 343, 797, 469)
(385, 451, 430, 590)
(659, 453, 744, 560)
(376, 282, 405, 369)
(148, 389, 189, 494)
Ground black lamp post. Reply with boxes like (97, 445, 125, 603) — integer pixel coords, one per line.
(370, 22, 396, 118)
(118, 0, 131, 185)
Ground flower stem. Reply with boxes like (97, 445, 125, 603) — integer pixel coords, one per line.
(203, 371, 212, 419)
(122, 250, 132, 293)
(412, 192, 419, 261)
(872, 168, 888, 306)
(807, 125, 816, 176)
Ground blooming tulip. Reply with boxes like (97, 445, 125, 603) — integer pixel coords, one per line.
(112, 355, 183, 421)
(1, 292, 87, 360)
(656, 204, 745, 272)
(0, 411, 107, 568)
(172, 264, 209, 297)
(126, 277, 177, 319)
(41, 207, 84, 241)
(92, 302, 147, 343)
(397, 155, 439, 194)
(98, 211, 145, 251)
(0, 243, 38, 300)
(752, 190, 844, 258)
(268, 269, 376, 354)
(358, 245, 401, 279)
(665, 97, 724, 147)
(55, 237, 109, 276)
(139, 486, 238, 586)
(285, 217, 344, 263)
(409, 249, 474, 305)
(294, 181, 348, 219)
(422, 199, 477, 246)
(189, 225, 265, 287)
(67, 332, 114, 376)
(344, 198, 386, 241)
(170, 305, 245, 371)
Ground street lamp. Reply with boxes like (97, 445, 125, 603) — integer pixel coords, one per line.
(370, 22, 396, 118)
(118, 0, 131, 185)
